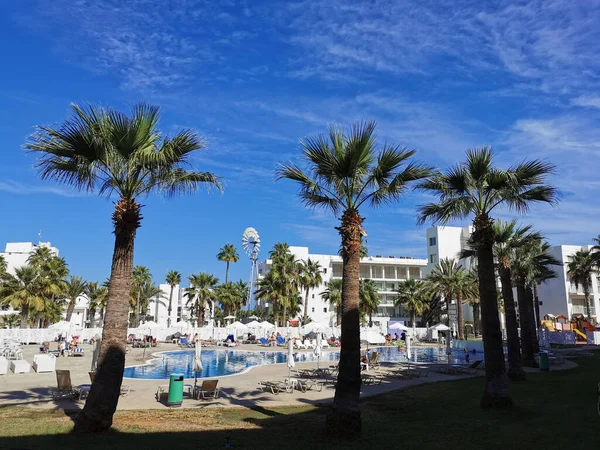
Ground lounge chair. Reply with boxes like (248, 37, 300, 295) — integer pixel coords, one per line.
(259, 337, 270, 346)
(277, 336, 286, 346)
(224, 335, 237, 347)
(321, 340, 330, 349)
(294, 340, 305, 349)
(303, 339, 314, 349)
(361, 373, 385, 385)
(70, 347, 84, 357)
(179, 337, 192, 347)
(291, 378, 323, 393)
(51, 370, 80, 400)
(258, 380, 293, 394)
(195, 380, 220, 400)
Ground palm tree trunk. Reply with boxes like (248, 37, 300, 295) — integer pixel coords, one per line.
(283, 304, 287, 325)
(167, 285, 174, 328)
(369, 312, 372, 328)
(584, 284, 591, 318)
(74, 198, 140, 433)
(337, 304, 342, 326)
(456, 291, 464, 340)
(326, 209, 363, 435)
(225, 261, 229, 284)
(473, 303, 481, 336)
(525, 285, 539, 354)
(20, 304, 29, 329)
(273, 299, 279, 327)
(533, 283, 541, 335)
(472, 214, 511, 408)
(516, 276, 535, 367)
(66, 300, 76, 322)
(498, 267, 525, 380)
(303, 288, 310, 321)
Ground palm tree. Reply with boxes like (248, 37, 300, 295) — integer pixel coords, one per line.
(491, 220, 541, 379)
(0, 313, 20, 329)
(591, 236, 600, 268)
(234, 280, 249, 313)
(165, 270, 181, 328)
(359, 279, 380, 327)
(0, 255, 7, 278)
(27, 102, 222, 432)
(417, 147, 556, 408)
(0, 266, 44, 328)
(215, 282, 241, 317)
(217, 244, 239, 283)
(131, 266, 151, 327)
(277, 121, 431, 433)
(87, 282, 107, 328)
(427, 258, 468, 339)
(464, 268, 480, 335)
(137, 281, 164, 323)
(255, 272, 282, 325)
(299, 258, 323, 323)
(567, 250, 596, 318)
(28, 252, 69, 328)
(64, 276, 87, 322)
(186, 273, 219, 327)
(395, 279, 429, 331)
(321, 279, 343, 326)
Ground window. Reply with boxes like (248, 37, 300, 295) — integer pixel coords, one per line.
(429, 237, 437, 246)
(323, 308, 328, 313)
(429, 254, 437, 263)
(312, 307, 315, 313)
(312, 294, 315, 299)
(323, 268, 327, 274)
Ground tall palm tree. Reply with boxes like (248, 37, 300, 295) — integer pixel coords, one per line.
(131, 266, 151, 327)
(269, 247, 299, 325)
(215, 282, 241, 317)
(234, 280, 249, 313)
(165, 270, 181, 328)
(217, 244, 239, 283)
(394, 279, 429, 331)
(299, 258, 323, 322)
(64, 276, 87, 322)
(321, 279, 343, 326)
(417, 147, 556, 408)
(0, 266, 44, 328)
(186, 273, 219, 327)
(27, 102, 222, 432)
(491, 220, 541, 379)
(28, 253, 68, 328)
(567, 250, 596, 318)
(427, 258, 469, 339)
(277, 121, 431, 433)
(255, 272, 282, 324)
(359, 279, 380, 327)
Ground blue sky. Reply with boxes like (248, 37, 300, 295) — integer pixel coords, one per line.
(1, 0, 599, 286)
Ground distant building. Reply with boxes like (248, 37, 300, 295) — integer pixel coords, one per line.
(0, 242, 59, 275)
(257, 246, 427, 327)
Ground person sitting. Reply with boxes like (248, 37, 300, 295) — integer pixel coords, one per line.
(385, 334, 391, 345)
(39, 342, 49, 353)
(393, 333, 399, 342)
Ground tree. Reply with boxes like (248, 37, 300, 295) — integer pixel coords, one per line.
(427, 258, 471, 339)
(567, 250, 596, 318)
(417, 147, 556, 408)
(0, 266, 44, 328)
(165, 270, 181, 328)
(359, 279, 380, 327)
(321, 279, 343, 326)
(28, 252, 69, 328)
(255, 272, 282, 325)
(277, 121, 431, 434)
(64, 276, 87, 322)
(299, 258, 323, 323)
(137, 281, 164, 323)
(269, 247, 299, 325)
(0, 255, 7, 279)
(27, 102, 222, 432)
(87, 282, 108, 328)
(131, 266, 151, 327)
(0, 313, 20, 329)
(215, 282, 243, 317)
(395, 279, 429, 330)
(186, 273, 219, 327)
(217, 244, 239, 283)
(490, 220, 541, 379)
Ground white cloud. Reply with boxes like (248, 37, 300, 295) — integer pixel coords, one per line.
(0, 180, 86, 198)
(571, 96, 600, 109)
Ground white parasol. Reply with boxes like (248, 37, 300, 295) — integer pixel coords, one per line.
(193, 340, 203, 391)
(388, 322, 409, 330)
(287, 339, 295, 379)
(313, 333, 322, 369)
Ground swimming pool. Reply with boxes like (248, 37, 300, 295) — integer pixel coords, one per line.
(123, 346, 482, 379)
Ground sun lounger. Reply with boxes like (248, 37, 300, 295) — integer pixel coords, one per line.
(10, 360, 30, 373)
(195, 380, 220, 400)
(277, 336, 286, 346)
(290, 378, 323, 393)
(258, 380, 293, 394)
(259, 337, 270, 346)
(361, 373, 385, 385)
(70, 347, 84, 357)
(0, 356, 8, 375)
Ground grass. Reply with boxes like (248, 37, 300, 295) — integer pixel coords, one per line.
(1, 352, 599, 449)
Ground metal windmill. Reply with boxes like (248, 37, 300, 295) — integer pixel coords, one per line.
(242, 227, 260, 308)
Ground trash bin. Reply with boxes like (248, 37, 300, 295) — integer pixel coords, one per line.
(539, 351, 549, 371)
(168, 373, 185, 407)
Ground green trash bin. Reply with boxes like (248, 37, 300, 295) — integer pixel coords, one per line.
(168, 373, 185, 407)
(539, 351, 549, 371)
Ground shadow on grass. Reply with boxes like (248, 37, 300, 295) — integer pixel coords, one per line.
(1, 351, 599, 449)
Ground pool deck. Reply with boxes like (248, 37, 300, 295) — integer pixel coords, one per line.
(0, 343, 578, 411)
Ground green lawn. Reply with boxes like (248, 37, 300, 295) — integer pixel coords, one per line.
(1, 352, 599, 449)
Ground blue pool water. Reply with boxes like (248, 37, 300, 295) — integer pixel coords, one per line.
(123, 346, 482, 379)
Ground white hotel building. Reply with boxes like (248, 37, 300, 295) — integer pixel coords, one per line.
(257, 246, 427, 327)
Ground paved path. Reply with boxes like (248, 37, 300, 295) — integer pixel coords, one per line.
(0, 343, 578, 411)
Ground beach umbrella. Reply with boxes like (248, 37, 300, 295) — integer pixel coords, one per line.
(245, 320, 261, 328)
(388, 322, 409, 331)
(314, 333, 322, 369)
(90, 335, 102, 372)
(287, 339, 295, 380)
(406, 334, 412, 361)
(193, 340, 203, 391)
(229, 321, 248, 330)
(430, 323, 450, 331)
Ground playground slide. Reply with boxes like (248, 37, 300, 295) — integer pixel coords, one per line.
(574, 329, 588, 342)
